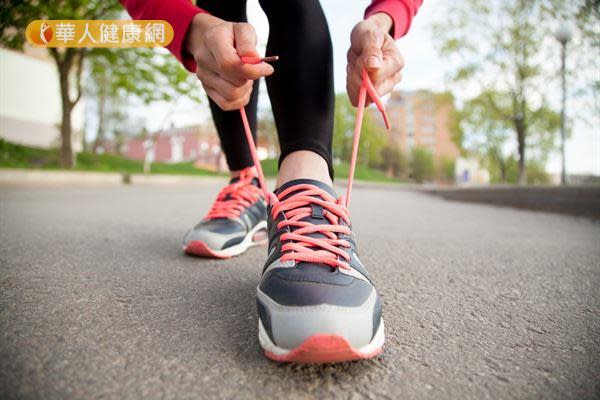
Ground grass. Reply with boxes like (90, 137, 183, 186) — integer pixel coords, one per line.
(0, 139, 219, 176)
(259, 158, 396, 182)
(0, 139, 399, 183)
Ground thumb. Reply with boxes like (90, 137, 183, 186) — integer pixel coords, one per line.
(233, 22, 258, 57)
(361, 31, 385, 71)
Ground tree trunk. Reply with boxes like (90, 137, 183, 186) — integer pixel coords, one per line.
(500, 163, 506, 183)
(516, 125, 526, 185)
(93, 96, 105, 153)
(93, 71, 107, 154)
(59, 67, 74, 169)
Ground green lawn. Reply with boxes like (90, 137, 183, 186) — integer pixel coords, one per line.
(0, 139, 398, 183)
(0, 139, 219, 176)
(261, 158, 395, 182)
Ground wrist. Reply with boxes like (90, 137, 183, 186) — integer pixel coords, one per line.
(366, 12, 393, 35)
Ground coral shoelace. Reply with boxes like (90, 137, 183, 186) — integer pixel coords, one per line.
(271, 184, 353, 269)
(205, 167, 263, 220)
(239, 61, 389, 269)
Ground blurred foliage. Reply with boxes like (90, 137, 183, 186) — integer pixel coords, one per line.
(487, 154, 550, 184)
(379, 144, 407, 179)
(439, 156, 456, 183)
(410, 147, 435, 183)
(432, 0, 598, 184)
(333, 94, 387, 168)
(87, 48, 202, 153)
(0, 0, 125, 167)
(0, 0, 202, 166)
(460, 90, 559, 183)
(260, 158, 395, 182)
(88, 48, 202, 105)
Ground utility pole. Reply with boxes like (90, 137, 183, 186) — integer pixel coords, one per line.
(554, 25, 572, 185)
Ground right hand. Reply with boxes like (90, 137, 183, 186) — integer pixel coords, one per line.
(185, 14, 274, 111)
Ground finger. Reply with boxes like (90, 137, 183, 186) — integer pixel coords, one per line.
(371, 49, 404, 83)
(346, 81, 359, 107)
(348, 64, 377, 107)
(346, 48, 358, 65)
(374, 70, 403, 97)
(205, 84, 251, 111)
(198, 68, 252, 101)
(370, 58, 401, 86)
(348, 65, 363, 95)
(210, 43, 273, 82)
(233, 23, 258, 56)
(360, 30, 385, 71)
(239, 62, 274, 80)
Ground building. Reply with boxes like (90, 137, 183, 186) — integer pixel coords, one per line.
(375, 90, 460, 163)
(0, 46, 84, 150)
(122, 124, 278, 172)
(123, 125, 226, 171)
(455, 157, 490, 185)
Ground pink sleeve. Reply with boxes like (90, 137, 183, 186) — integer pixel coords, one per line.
(120, 0, 208, 72)
(365, 0, 423, 39)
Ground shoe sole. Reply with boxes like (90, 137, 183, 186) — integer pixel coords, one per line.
(258, 318, 384, 364)
(184, 220, 267, 259)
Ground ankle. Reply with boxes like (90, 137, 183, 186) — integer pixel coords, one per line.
(276, 151, 332, 188)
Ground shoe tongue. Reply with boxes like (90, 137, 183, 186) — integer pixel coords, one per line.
(274, 179, 336, 200)
(274, 179, 339, 248)
(229, 176, 260, 187)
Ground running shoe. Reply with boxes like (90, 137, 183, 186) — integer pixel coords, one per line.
(183, 166, 267, 259)
(233, 61, 389, 363)
(255, 179, 384, 363)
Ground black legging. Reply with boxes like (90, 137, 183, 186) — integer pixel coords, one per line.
(196, 0, 335, 178)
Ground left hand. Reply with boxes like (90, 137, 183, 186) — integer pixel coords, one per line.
(346, 13, 404, 107)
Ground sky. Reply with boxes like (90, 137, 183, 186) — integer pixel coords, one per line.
(138, 0, 599, 175)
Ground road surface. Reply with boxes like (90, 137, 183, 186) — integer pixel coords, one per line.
(1, 182, 599, 399)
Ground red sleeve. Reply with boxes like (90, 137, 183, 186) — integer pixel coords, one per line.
(365, 0, 423, 40)
(120, 0, 208, 72)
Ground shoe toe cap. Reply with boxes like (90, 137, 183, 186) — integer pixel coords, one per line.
(183, 219, 245, 250)
(257, 266, 382, 350)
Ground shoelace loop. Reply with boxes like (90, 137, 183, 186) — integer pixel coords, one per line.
(271, 183, 353, 269)
(205, 167, 263, 220)
(239, 59, 389, 269)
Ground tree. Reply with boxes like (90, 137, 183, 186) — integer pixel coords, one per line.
(379, 144, 407, 178)
(439, 156, 456, 183)
(1, 1, 202, 168)
(333, 94, 387, 167)
(460, 90, 560, 183)
(1, 0, 123, 167)
(86, 47, 202, 154)
(432, 0, 596, 184)
(410, 147, 435, 183)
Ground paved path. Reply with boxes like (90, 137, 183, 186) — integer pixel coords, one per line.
(1, 183, 599, 399)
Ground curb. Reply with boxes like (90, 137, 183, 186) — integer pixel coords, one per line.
(0, 169, 224, 186)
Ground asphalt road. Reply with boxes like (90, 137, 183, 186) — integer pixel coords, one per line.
(1, 182, 599, 400)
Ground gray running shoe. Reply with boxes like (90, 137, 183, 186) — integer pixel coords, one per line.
(256, 179, 384, 363)
(183, 167, 267, 258)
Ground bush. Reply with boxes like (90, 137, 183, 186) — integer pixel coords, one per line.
(379, 145, 407, 178)
(525, 161, 551, 185)
(410, 147, 435, 183)
(501, 157, 550, 185)
(439, 156, 456, 182)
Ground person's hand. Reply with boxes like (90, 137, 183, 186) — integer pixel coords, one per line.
(346, 13, 404, 107)
(185, 14, 274, 111)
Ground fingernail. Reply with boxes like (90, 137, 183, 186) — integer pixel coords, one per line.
(367, 56, 381, 69)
